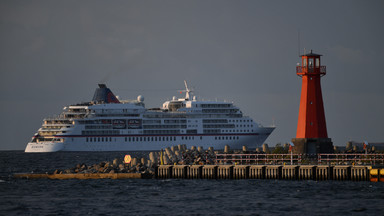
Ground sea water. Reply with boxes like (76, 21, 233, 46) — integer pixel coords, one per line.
(1, 151, 383, 215)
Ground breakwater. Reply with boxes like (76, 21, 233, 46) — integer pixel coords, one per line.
(14, 165, 384, 182)
(157, 164, 383, 182)
(12, 144, 384, 182)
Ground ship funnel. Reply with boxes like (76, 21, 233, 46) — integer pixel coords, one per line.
(92, 84, 120, 104)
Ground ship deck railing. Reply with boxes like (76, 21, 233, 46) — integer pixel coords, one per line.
(216, 153, 303, 165)
(216, 153, 384, 165)
(318, 153, 384, 165)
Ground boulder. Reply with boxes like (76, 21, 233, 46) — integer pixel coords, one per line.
(262, 144, 270, 153)
(208, 147, 214, 153)
(242, 146, 248, 152)
(113, 158, 122, 167)
(197, 146, 203, 153)
(104, 162, 111, 168)
(178, 144, 183, 152)
(224, 145, 230, 154)
(149, 152, 157, 165)
(64, 169, 72, 174)
(131, 158, 137, 166)
(346, 141, 352, 151)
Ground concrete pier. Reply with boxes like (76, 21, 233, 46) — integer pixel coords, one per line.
(249, 165, 265, 179)
(187, 165, 202, 179)
(13, 173, 148, 179)
(351, 166, 368, 181)
(157, 165, 173, 179)
(299, 165, 315, 180)
(265, 165, 281, 179)
(14, 165, 378, 182)
(156, 165, 375, 181)
(172, 165, 188, 179)
(282, 165, 298, 180)
(202, 165, 217, 179)
(316, 165, 331, 180)
(233, 165, 249, 179)
(333, 166, 350, 181)
(217, 165, 233, 179)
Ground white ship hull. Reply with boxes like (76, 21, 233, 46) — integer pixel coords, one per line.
(25, 142, 64, 152)
(25, 132, 272, 152)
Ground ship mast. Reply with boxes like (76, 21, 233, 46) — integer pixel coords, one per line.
(184, 80, 193, 100)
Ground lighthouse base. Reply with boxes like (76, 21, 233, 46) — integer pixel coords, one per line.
(292, 138, 334, 155)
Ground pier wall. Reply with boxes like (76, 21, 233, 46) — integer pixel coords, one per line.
(157, 165, 380, 181)
(13, 166, 383, 182)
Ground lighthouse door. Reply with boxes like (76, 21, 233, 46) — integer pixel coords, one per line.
(307, 142, 316, 154)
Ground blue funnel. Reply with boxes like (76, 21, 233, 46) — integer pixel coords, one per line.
(92, 84, 120, 104)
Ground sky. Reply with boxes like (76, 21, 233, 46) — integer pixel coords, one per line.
(0, 0, 383, 150)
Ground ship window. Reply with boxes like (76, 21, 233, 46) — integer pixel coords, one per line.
(136, 137, 139, 142)
(182, 137, 184, 140)
(200, 136, 202, 140)
(98, 138, 100, 142)
(215, 137, 217, 140)
(140, 137, 142, 141)
(129, 137, 131, 142)
(109, 137, 112, 142)
(174, 137, 176, 141)
(151, 137, 154, 141)
(86, 137, 88, 142)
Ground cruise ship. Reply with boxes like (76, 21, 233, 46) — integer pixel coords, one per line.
(25, 81, 275, 152)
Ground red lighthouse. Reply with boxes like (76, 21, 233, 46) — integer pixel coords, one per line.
(292, 50, 333, 154)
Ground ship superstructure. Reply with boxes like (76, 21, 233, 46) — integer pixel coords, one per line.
(25, 82, 274, 152)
